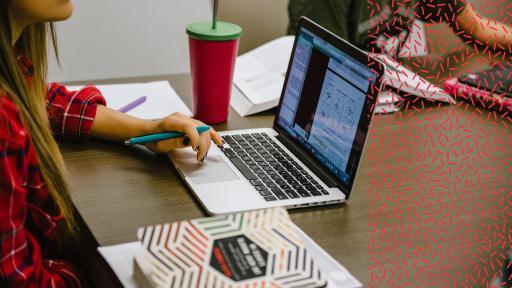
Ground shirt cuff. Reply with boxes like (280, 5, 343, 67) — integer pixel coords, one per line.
(47, 84, 106, 142)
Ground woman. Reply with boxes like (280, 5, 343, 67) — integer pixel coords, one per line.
(0, 0, 221, 286)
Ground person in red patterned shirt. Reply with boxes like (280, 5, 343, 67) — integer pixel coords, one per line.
(0, 0, 222, 287)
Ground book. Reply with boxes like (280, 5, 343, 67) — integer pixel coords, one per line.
(98, 224, 361, 288)
(231, 36, 295, 116)
(444, 64, 512, 112)
(67, 81, 192, 120)
(133, 208, 359, 288)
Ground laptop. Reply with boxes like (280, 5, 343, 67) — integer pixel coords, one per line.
(169, 17, 385, 215)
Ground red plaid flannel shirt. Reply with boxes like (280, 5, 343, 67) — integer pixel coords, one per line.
(0, 55, 106, 287)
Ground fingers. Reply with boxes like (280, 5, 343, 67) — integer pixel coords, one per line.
(182, 136, 191, 147)
(189, 119, 216, 162)
(143, 136, 191, 153)
(158, 113, 201, 150)
(209, 128, 223, 146)
(151, 113, 222, 163)
(196, 131, 211, 162)
(180, 123, 201, 152)
(188, 118, 222, 147)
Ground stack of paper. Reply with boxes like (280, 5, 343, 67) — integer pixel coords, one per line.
(375, 90, 404, 114)
(67, 81, 192, 119)
(371, 53, 456, 113)
(231, 36, 295, 116)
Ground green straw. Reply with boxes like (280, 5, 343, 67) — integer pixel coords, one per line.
(212, 0, 218, 29)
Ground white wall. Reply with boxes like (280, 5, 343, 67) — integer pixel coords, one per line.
(48, 0, 212, 82)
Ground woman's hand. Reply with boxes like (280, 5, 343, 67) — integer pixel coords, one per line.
(92, 106, 220, 162)
(143, 112, 222, 162)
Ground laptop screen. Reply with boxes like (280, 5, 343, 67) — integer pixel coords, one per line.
(276, 27, 378, 187)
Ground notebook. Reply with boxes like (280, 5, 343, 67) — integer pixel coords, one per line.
(133, 208, 328, 288)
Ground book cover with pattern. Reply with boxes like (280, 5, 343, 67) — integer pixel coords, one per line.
(134, 208, 327, 288)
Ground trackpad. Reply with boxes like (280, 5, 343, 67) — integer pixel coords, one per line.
(175, 156, 239, 184)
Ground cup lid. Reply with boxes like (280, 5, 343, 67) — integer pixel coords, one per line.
(186, 21, 242, 41)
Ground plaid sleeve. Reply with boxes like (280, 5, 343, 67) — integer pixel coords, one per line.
(46, 83, 106, 142)
(0, 102, 82, 287)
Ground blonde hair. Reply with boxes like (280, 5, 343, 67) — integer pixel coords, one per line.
(0, 3, 76, 233)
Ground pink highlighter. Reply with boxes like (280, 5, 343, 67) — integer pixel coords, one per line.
(444, 77, 512, 112)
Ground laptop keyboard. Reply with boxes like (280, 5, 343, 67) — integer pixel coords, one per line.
(220, 133, 329, 202)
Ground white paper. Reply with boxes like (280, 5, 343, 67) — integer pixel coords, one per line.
(245, 35, 295, 74)
(375, 90, 403, 114)
(378, 90, 402, 105)
(234, 56, 285, 105)
(231, 36, 295, 116)
(67, 81, 192, 120)
(372, 53, 456, 104)
(294, 224, 362, 288)
(98, 242, 144, 288)
(375, 104, 402, 114)
(398, 20, 428, 58)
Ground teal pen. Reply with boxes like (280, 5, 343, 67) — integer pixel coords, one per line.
(125, 126, 211, 145)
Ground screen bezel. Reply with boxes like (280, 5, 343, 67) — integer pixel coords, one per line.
(272, 17, 386, 198)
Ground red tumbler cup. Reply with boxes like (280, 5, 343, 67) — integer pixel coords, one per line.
(186, 22, 242, 124)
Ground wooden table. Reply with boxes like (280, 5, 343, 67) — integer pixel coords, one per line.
(62, 55, 512, 287)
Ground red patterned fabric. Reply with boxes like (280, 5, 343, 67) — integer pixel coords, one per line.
(0, 55, 105, 287)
